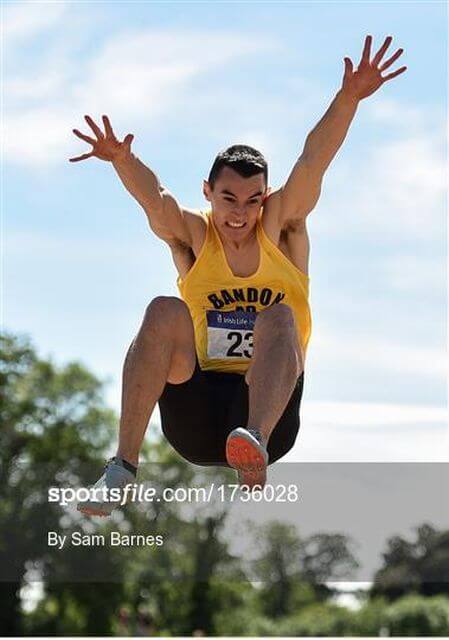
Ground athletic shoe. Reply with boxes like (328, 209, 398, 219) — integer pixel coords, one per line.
(225, 427, 268, 490)
(77, 457, 136, 517)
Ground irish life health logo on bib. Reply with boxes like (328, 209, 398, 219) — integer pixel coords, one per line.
(206, 310, 257, 360)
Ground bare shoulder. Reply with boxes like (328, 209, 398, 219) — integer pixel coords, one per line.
(262, 191, 310, 275)
(182, 207, 207, 256)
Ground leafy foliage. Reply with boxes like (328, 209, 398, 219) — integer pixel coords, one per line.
(372, 524, 449, 600)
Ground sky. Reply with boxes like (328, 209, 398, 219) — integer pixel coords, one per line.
(3, 0, 448, 462)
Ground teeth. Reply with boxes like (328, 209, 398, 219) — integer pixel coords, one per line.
(228, 222, 245, 228)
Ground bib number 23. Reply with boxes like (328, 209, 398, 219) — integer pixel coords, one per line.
(206, 310, 257, 360)
(227, 331, 253, 358)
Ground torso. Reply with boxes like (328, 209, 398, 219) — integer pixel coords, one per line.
(173, 190, 310, 279)
(176, 201, 312, 375)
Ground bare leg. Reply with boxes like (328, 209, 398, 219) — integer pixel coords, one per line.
(116, 296, 196, 466)
(245, 304, 303, 445)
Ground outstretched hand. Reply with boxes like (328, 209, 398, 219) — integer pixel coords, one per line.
(69, 115, 134, 163)
(342, 35, 406, 101)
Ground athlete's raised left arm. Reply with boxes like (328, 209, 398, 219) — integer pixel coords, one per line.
(273, 35, 406, 228)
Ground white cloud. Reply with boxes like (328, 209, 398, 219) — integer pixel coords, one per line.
(370, 137, 445, 217)
(285, 401, 448, 462)
(315, 126, 446, 241)
(308, 330, 447, 380)
(4, 69, 67, 102)
(3, 24, 277, 167)
(5, 229, 151, 262)
(3, 108, 75, 165)
(304, 401, 447, 427)
(381, 255, 446, 294)
(3, 1, 69, 43)
(364, 96, 441, 130)
(73, 30, 271, 117)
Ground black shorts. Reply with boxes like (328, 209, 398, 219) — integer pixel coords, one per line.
(158, 360, 304, 467)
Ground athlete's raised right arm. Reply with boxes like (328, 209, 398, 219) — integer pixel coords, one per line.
(70, 115, 192, 248)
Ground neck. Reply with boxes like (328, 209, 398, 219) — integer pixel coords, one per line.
(217, 226, 258, 252)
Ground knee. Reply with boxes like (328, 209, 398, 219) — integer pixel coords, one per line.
(141, 296, 190, 336)
(254, 303, 296, 338)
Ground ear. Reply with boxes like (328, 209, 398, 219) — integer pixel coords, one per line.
(203, 179, 212, 202)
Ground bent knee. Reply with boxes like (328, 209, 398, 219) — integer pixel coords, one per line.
(254, 303, 296, 336)
(144, 296, 189, 322)
(142, 296, 192, 337)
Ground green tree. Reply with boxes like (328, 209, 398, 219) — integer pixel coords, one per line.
(372, 524, 449, 600)
(252, 521, 304, 618)
(385, 594, 449, 636)
(351, 598, 388, 636)
(277, 602, 358, 637)
(301, 533, 359, 583)
(251, 521, 358, 618)
(0, 332, 117, 634)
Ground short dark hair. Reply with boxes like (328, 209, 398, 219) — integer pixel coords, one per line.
(208, 144, 268, 189)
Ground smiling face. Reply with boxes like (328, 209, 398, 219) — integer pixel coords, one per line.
(203, 166, 268, 243)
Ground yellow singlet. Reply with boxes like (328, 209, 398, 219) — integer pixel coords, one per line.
(177, 211, 312, 374)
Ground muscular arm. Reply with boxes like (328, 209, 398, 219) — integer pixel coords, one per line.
(112, 153, 192, 248)
(112, 152, 163, 212)
(272, 35, 406, 228)
(70, 115, 197, 249)
(279, 89, 358, 223)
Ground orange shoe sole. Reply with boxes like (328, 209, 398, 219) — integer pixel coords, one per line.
(226, 432, 268, 490)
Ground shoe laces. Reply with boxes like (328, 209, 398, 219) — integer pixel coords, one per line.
(247, 428, 264, 445)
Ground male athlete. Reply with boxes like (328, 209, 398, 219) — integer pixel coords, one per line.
(71, 36, 405, 516)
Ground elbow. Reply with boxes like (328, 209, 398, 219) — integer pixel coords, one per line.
(142, 200, 163, 220)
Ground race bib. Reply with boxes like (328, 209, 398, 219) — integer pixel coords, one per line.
(206, 310, 256, 359)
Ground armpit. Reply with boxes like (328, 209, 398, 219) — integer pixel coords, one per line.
(281, 217, 307, 234)
(183, 209, 207, 255)
(279, 222, 310, 275)
(169, 242, 196, 279)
